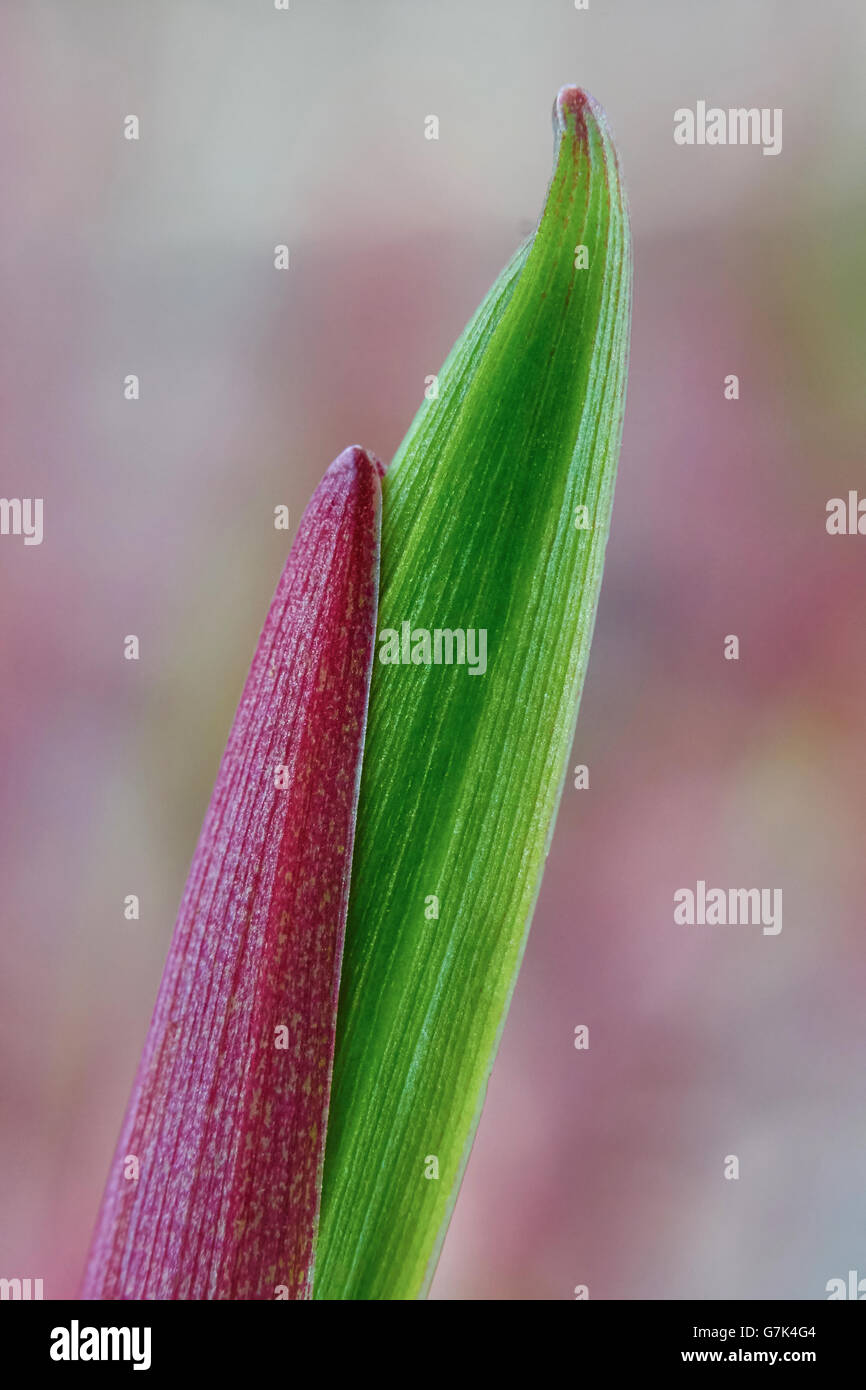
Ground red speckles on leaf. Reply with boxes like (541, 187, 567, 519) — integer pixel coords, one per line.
(82, 445, 382, 1300)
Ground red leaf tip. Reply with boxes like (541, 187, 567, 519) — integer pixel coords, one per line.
(552, 85, 604, 147)
(332, 443, 386, 482)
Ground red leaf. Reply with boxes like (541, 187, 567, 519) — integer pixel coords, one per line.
(82, 445, 382, 1300)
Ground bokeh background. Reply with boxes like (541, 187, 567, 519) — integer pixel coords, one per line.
(1, 0, 864, 1300)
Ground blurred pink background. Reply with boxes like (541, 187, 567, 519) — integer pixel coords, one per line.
(1, 0, 864, 1299)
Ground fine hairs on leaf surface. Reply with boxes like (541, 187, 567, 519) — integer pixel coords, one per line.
(315, 88, 632, 1299)
(82, 446, 382, 1300)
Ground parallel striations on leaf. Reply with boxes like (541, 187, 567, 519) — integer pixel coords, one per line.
(83, 445, 382, 1301)
(315, 89, 632, 1300)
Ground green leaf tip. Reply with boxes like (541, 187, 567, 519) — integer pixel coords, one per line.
(315, 89, 632, 1300)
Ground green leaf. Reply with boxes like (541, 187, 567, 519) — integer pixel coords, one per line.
(315, 87, 632, 1300)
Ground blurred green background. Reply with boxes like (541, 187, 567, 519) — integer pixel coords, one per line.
(1, 0, 864, 1299)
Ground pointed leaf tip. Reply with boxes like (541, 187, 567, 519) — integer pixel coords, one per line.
(315, 91, 631, 1299)
(330, 442, 386, 482)
(83, 446, 381, 1301)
